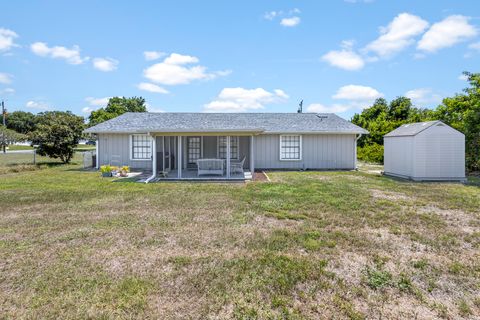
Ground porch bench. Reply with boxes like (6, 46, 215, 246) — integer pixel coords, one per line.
(196, 159, 224, 176)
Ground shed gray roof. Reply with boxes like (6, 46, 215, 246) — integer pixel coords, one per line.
(84, 112, 368, 134)
(384, 120, 443, 137)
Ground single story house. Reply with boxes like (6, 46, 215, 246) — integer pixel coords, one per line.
(84, 112, 368, 181)
(384, 120, 466, 182)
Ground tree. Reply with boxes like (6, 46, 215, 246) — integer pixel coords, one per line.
(29, 111, 85, 163)
(0, 111, 37, 134)
(87, 96, 146, 127)
(351, 97, 432, 163)
(0, 126, 26, 153)
(387, 96, 412, 121)
(433, 72, 480, 171)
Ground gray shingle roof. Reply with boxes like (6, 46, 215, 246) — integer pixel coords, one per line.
(84, 112, 368, 134)
(384, 120, 442, 137)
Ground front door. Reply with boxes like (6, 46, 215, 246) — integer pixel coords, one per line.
(187, 136, 201, 168)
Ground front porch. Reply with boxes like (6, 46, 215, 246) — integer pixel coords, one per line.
(149, 134, 256, 181)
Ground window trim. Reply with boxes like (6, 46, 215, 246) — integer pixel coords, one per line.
(217, 136, 239, 160)
(129, 134, 153, 161)
(279, 134, 302, 161)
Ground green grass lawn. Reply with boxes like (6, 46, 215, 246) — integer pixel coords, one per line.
(0, 163, 479, 319)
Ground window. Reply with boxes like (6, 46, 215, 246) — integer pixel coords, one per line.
(218, 136, 239, 159)
(131, 134, 152, 160)
(187, 137, 201, 164)
(280, 135, 302, 160)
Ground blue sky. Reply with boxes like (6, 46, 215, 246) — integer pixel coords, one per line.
(1, 0, 479, 120)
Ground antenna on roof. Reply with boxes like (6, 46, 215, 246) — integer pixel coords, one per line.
(297, 99, 303, 113)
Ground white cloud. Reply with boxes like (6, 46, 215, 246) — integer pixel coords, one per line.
(280, 16, 301, 27)
(0, 28, 18, 52)
(137, 82, 169, 94)
(417, 15, 477, 53)
(143, 51, 166, 61)
(307, 84, 383, 114)
(306, 103, 351, 113)
(0, 88, 15, 95)
(30, 42, 88, 65)
(321, 49, 365, 71)
(144, 53, 228, 86)
(26, 100, 49, 110)
(82, 107, 96, 114)
(333, 85, 383, 101)
(82, 96, 111, 114)
(364, 13, 429, 57)
(0, 72, 13, 84)
(163, 53, 199, 65)
(468, 41, 480, 51)
(204, 87, 289, 112)
(92, 57, 118, 72)
(85, 96, 110, 107)
(264, 9, 301, 27)
(405, 88, 442, 106)
(264, 11, 281, 20)
(458, 74, 469, 81)
(145, 103, 165, 113)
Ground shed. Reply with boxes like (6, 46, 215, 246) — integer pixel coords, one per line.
(384, 120, 465, 182)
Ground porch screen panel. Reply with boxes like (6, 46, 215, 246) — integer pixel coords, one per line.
(132, 134, 152, 160)
(218, 136, 238, 159)
(187, 137, 201, 164)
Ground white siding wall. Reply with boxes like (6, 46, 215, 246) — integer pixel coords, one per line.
(98, 133, 356, 171)
(254, 134, 356, 170)
(384, 136, 414, 178)
(413, 124, 465, 179)
(98, 133, 152, 170)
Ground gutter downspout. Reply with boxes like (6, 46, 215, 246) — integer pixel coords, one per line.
(355, 134, 362, 170)
(145, 133, 157, 183)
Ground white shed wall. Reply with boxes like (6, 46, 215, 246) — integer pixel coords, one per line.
(384, 136, 414, 178)
(413, 124, 465, 180)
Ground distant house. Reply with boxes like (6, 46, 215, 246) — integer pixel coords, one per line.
(84, 112, 368, 181)
(384, 120, 466, 182)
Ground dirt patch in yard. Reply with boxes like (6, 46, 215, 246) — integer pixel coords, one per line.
(370, 189, 413, 201)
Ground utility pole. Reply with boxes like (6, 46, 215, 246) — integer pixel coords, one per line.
(1, 100, 5, 153)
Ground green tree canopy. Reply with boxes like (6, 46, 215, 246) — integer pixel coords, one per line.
(433, 72, 480, 171)
(87, 96, 147, 127)
(0, 111, 37, 134)
(0, 125, 27, 152)
(352, 71, 480, 171)
(29, 111, 85, 163)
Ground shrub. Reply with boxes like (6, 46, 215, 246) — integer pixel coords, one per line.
(364, 266, 392, 289)
(100, 165, 112, 174)
(357, 143, 384, 164)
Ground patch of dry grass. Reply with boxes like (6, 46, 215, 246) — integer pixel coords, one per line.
(0, 165, 479, 319)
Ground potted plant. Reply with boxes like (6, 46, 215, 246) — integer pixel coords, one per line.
(110, 166, 119, 177)
(119, 165, 130, 177)
(100, 165, 112, 177)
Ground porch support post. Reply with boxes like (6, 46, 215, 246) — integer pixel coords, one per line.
(162, 136, 165, 172)
(250, 135, 255, 176)
(226, 136, 231, 179)
(177, 135, 182, 178)
(95, 135, 99, 169)
(151, 135, 157, 178)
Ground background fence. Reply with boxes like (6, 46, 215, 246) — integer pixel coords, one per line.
(0, 150, 96, 169)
